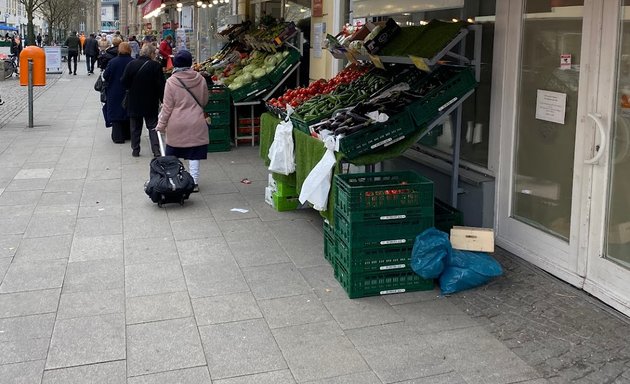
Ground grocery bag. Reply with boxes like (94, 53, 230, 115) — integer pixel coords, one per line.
(299, 136, 336, 211)
(268, 106, 296, 175)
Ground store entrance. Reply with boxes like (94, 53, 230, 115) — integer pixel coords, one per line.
(497, 0, 630, 316)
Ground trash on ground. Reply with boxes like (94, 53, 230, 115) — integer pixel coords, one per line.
(230, 208, 249, 213)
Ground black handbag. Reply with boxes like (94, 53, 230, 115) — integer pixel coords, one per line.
(94, 74, 104, 92)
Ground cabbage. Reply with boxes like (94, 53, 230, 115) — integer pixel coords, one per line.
(243, 64, 258, 73)
(274, 52, 284, 61)
(252, 68, 267, 79)
(264, 56, 278, 67)
(282, 50, 290, 57)
(240, 72, 254, 84)
(228, 82, 242, 90)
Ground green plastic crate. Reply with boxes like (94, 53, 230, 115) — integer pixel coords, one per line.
(333, 258, 434, 299)
(290, 113, 328, 135)
(206, 111, 230, 127)
(336, 235, 414, 274)
(275, 180, 297, 197)
(323, 221, 336, 264)
(334, 211, 433, 251)
(204, 98, 231, 113)
(208, 84, 230, 102)
(408, 66, 477, 127)
(207, 140, 231, 153)
(434, 198, 464, 233)
(231, 77, 272, 102)
(268, 49, 301, 84)
(208, 125, 230, 142)
(338, 110, 419, 160)
(272, 192, 299, 211)
(334, 171, 434, 220)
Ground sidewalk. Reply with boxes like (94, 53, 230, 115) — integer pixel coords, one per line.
(0, 69, 629, 384)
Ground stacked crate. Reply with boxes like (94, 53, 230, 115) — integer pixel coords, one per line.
(236, 117, 261, 145)
(206, 85, 231, 152)
(330, 171, 435, 298)
(272, 179, 300, 211)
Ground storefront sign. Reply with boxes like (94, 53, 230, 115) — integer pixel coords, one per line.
(44, 46, 61, 74)
(142, 0, 161, 17)
(312, 0, 323, 17)
(535, 89, 567, 125)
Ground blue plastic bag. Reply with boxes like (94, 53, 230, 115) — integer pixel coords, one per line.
(439, 249, 503, 294)
(410, 227, 451, 279)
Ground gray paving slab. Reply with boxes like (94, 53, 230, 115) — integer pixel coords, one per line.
(77, 204, 122, 219)
(0, 189, 43, 206)
(44, 179, 85, 193)
(198, 180, 239, 195)
(38, 190, 82, 206)
(0, 289, 60, 318)
(127, 366, 212, 384)
(0, 259, 67, 293)
(127, 317, 206, 377)
(175, 236, 235, 266)
(345, 322, 452, 383)
(242, 262, 312, 300)
(164, 199, 213, 221)
(392, 372, 468, 384)
(381, 289, 441, 306)
(302, 371, 382, 384)
(49, 168, 88, 181)
(0, 313, 56, 342)
(170, 217, 223, 241)
(42, 359, 126, 384)
(271, 320, 368, 382)
(213, 369, 296, 384)
(217, 217, 272, 243)
(80, 179, 122, 207)
(13, 234, 72, 263)
(125, 261, 188, 298)
(56, 289, 125, 320)
(0, 337, 50, 365)
(126, 291, 193, 325)
(228, 237, 292, 268)
(323, 296, 403, 330)
(192, 292, 262, 326)
(0, 234, 20, 258)
(62, 259, 124, 294)
(258, 293, 333, 329)
(123, 236, 179, 266)
(5, 177, 49, 191)
(45, 313, 126, 369)
(74, 214, 123, 238)
(69, 234, 124, 262)
(298, 265, 347, 302)
(182, 261, 249, 298)
(199, 318, 287, 380)
(24, 214, 76, 238)
(392, 297, 479, 334)
(267, 219, 327, 268)
(0, 257, 11, 284)
(0, 359, 46, 384)
(122, 207, 172, 240)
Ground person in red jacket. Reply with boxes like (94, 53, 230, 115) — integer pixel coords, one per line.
(158, 35, 173, 68)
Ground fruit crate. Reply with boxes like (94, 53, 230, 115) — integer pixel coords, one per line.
(333, 258, 434, 299)
(434, 198, 464, 233)
(334, 211, 433, 251)
(272, 192, 299, 211)
(208, 84, 230, 102)
(209, 125, 230, 142)
(408, 66, 477, 127)
(275, 180, 297, 197)
(205, 111, 231, 127)
(204, 98, 231, 113)
(323, 220, 336, 264)
(290, 113, 328, 135)
(231, 77, 272, 102)
(334, 171, 434, 220)
(338, 110, 419, 160)
(336, 235, 414, 274)
(267, 48, 301, 84)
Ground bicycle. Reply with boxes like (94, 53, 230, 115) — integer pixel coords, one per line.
(3, 54, 18, 79)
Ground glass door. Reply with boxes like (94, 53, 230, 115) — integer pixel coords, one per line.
(582, 2, 630, 316)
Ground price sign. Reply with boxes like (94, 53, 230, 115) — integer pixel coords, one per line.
(369, 54, 385, 70)
(410, 55, 431, 72)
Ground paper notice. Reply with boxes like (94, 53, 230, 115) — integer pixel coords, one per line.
(535, 90, 567, 124)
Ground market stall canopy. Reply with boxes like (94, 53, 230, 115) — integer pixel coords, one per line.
(352, 0, 463, 18)
(143, 0, 162, 18)
(0, 25, 18, 32)
(136, 0, 147, 5)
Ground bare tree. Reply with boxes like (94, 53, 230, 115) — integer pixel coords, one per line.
(18, 0, 46, 45)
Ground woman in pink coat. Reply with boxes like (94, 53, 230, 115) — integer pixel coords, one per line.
(155, 50, 209, 192)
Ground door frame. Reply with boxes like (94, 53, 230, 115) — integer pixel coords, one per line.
(494, 0, 604, 288)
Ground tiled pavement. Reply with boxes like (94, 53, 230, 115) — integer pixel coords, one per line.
(1, 69, 630, 384)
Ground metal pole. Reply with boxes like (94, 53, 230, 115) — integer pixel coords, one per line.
(28, 59, 33, 128)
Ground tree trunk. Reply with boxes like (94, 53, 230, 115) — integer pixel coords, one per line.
(26, 7, 35, 46)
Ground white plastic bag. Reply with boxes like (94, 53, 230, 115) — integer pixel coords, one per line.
(268, 106, 296, 175)
(299, 136, 337, 211)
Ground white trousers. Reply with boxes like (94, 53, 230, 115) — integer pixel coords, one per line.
(188, 160, 199, 184)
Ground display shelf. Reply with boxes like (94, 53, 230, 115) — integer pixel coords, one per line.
(331, 24, 482, 208)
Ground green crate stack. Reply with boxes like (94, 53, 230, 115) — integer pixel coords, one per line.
(331, 171, 435, 298)
(206, 85, 232, 152)
(272, 179, 299, 212)
(323, 220, 336, 264)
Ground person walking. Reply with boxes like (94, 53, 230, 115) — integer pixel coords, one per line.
(128, 36, 140, 58)
(36, 33, 42, 47)
(84, 33, 99, 74)
(64, 31, 81, 75)
(158, 35, 173, 68)
(121, 43, 165, 157)
(103, 42, 133, 144)
(78, 32, 86, 62)
(98, 33, 110, 53)
(155, 50, 208, 192)
(98, 37, 121, 70)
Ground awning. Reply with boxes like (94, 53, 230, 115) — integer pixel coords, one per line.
(136, 0, 147, 5)
(142, 0, 162, 17)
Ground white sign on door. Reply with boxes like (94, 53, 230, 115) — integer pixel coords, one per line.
(535, 89, 567, 124)
(44, 46, 62, 74)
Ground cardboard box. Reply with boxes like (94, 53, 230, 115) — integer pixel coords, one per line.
(450, 226, 495, 253)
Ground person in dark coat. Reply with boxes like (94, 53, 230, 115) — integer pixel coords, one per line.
(120, 42, 165, 157)
(103, 42, 133, 144)
(98, 37, 121, 70)
(84, 33, 99, 75)
(64, 31, 81, 75)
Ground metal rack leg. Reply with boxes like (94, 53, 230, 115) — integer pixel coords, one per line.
(234, 105, 239, 148)
(451, 109, 463, 208)
(250, 104, 255, 147)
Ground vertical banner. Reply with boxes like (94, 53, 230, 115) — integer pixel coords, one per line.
(312, 0, 323, 17)
(176, 28, 187, 51)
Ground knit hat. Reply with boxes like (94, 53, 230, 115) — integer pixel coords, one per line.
(173, 50, 192, 68)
